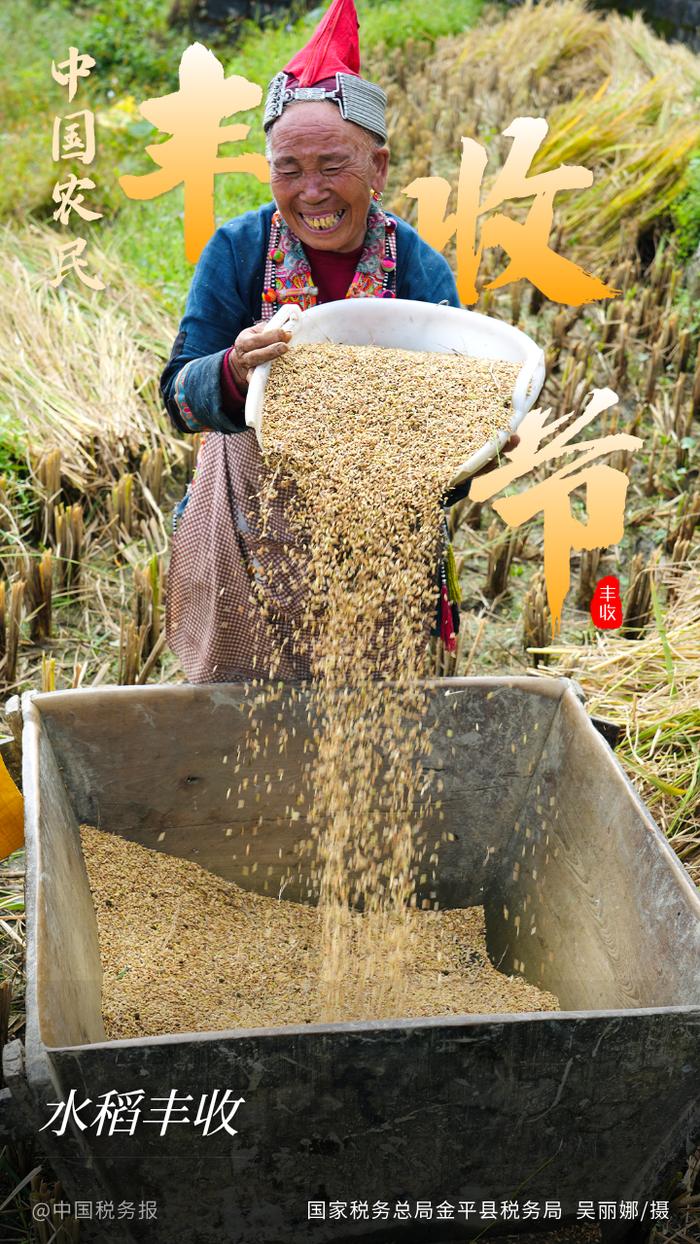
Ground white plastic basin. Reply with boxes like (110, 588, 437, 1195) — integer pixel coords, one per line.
(245, 298, 546, 486)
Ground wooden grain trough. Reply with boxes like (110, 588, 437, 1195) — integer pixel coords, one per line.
(2, 677, 699, 1243)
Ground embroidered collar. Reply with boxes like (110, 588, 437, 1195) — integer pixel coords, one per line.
(260, 197, 397, 319)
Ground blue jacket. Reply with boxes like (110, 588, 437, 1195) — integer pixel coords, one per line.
(160, 202, 460, 435)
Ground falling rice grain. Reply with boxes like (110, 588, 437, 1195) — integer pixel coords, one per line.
(256, 342, 519, 1018)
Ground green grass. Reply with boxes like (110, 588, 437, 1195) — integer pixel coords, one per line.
(77, 0, 178, 95)
(671, 150, 700, 261)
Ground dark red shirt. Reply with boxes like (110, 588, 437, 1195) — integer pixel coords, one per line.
(220, 242, 365, 415)
(304, 241, 365, 303)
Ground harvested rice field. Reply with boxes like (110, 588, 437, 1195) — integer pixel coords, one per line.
(80, 824, 559, 1039)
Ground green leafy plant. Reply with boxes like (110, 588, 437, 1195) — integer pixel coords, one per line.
(79, 0, 179, 96)
(671, 152, 700, 261)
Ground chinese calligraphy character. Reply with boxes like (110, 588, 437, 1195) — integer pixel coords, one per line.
(52, 174, 103, 225)
(193, 1090, 244, 1136)
(350, 1201, 369, 1221)
(120, 42, 269, 263)
(522, 1201, 541, 1220)
(598, 1202, 618, 1220)
(458, 1201, 477, 1219)
(403, 118, 617, 305)
(52, 110, 96, 165)
(49, 238, 105, 290)
(436, 1202, 455, 1220)
(372, 1202, 391, 1220)
(470, 388, 642, 634)
(52, 47, 96, 102)
(143, 1090, 192, 1135)
(40, 1089, 91, 1136)
(92, 1090, 145, 1136)
(48, 49, 102, 290)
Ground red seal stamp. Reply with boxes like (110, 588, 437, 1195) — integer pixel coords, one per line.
(590, 575, 622, 629)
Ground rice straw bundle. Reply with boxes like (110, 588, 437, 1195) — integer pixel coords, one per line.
(375, 0, 700, 268)
(0, 224, 179, 491)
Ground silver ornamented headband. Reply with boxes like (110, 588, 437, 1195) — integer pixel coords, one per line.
(264, 71, 387, 144)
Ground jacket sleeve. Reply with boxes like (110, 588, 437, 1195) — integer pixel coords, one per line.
(394, 220, 461, 308)
(160, 225, 258, 435)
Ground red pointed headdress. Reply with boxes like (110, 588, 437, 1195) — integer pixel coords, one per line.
(284, 0, 360, 85)
(263, 0, 387, 142)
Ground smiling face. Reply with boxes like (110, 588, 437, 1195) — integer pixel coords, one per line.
(268, 101, 390, 253)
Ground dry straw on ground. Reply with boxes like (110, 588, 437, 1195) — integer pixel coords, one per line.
(0, 223, 178, 492)
(0, 228, 187, 695)
(81, 825, 558, 1039)
(535, 558, 700, 885)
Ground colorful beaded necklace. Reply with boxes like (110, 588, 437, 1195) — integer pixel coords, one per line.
(260, 193, 397, 317)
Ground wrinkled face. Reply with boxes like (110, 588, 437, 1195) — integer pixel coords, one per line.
(268, 101, 389, 253)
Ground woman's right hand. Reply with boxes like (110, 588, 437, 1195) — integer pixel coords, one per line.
(228, 322, 292, 391)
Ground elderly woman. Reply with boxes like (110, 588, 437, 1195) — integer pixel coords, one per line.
(161, 0, 462, 684)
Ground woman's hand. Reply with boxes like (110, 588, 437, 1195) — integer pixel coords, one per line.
(228, 322, 293, 391)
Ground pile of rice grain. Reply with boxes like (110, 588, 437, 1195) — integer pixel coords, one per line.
(81, 825, 558, 1040)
